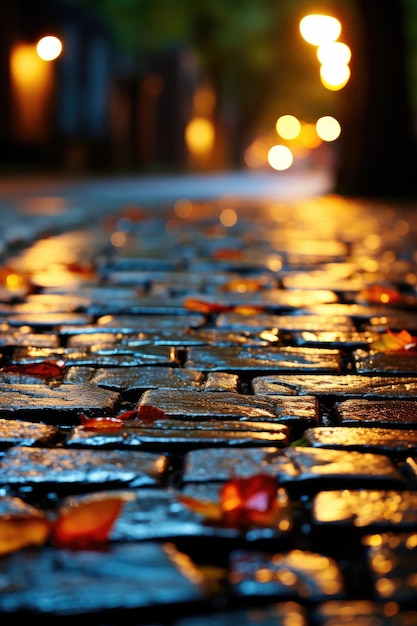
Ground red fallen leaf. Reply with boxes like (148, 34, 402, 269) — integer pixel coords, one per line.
(117, 409, 140, 420)
(179, 474, 281, 530)
(79, 414, 124, 431)
(184, 297, 233, 314)
(370, 328, 417, 353)
(2, 360, 65, 379)
(53, 492, 134, 548)
(136, 405, 168, 424)
(220, 474, 280, 529)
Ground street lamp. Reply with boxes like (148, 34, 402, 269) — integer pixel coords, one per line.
(300, 14, 351, 91)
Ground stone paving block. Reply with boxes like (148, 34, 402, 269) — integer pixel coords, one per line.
(353, 348, 417, 374)
(136, 389, 319, 434)
(184, 345, 341, 374)
(0, 384, 120, 425)
(182, 447, 407, 493)
(0, 446, 168, 494)
(304, 426, 417, 457)
(0, 542, 206, 618)
(334, 398, 417, 428)
(251, 373, 417, 399)
(66, 419, 290, 451)
(0, 418, 60, 449)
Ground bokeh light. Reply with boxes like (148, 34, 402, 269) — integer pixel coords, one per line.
(316, 116, 341, 141)
(36, 36, 63, 61)
(299, 15, 341, 46)
(276, 114, 301, 140)
(267, 145, 293, 170)
(320, 62, 351, 90)
(317, 41, 351, 65)
(185, 117, 215, 156)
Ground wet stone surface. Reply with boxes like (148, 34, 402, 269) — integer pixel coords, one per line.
(2, 194, 417, 622)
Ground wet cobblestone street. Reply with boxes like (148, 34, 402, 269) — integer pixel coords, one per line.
(1, 177, 417, 624)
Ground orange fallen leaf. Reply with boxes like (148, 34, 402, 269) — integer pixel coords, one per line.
(0, 508, 51, 555)
(53, 492, 134, 548)
(79, 414, 124, 430)
(179, 474, 281, 530)
(370, 328, 417, 352)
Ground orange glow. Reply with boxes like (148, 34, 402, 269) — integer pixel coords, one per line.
(299, 14, 341, 46)
(185, 116, 215, 157)
(193, 84, 216, 116)
(36, 36, 63, 61)
(267, 145, 293, 171)
(10, 43, 54, 140)
(298, 123, 322, 148)
(244, 137, 269, 168)
(276, 114, 301, 140)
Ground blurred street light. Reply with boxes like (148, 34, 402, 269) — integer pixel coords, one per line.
(36, 36, 63, 61)
(299, 14, 341, 46)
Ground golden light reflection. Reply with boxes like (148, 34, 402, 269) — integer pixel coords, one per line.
(299, 14, 341, 46)
(36, 36, 63, 61)
(268, 144, 293, 171)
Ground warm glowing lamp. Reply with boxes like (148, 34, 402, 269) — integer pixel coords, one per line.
(316, 116, 341, 141)
(320, 62, 351, 90)
(276, 115, 301, 140)
(299, 14, 341, 46)
(267, 145, 293, 171)
(36, 36, 63, 61)
(185, 117, 215, 157)
(317, 41, 351, 65)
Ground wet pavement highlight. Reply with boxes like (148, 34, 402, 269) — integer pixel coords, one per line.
(0, 192, 417, 623)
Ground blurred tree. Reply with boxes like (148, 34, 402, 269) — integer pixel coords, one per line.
(69, 0, 417, 197)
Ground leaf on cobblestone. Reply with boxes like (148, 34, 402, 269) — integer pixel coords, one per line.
(2, 359, 66, 380)
(179, 474, 282, 530)
(370, 329, 417, 353)
(53, 492, 134, 548)
(79, 413, 124, 430)
(135, 405, 169, 424)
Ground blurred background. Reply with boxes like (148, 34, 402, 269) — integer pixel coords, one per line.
(1, 0, 417, 199)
